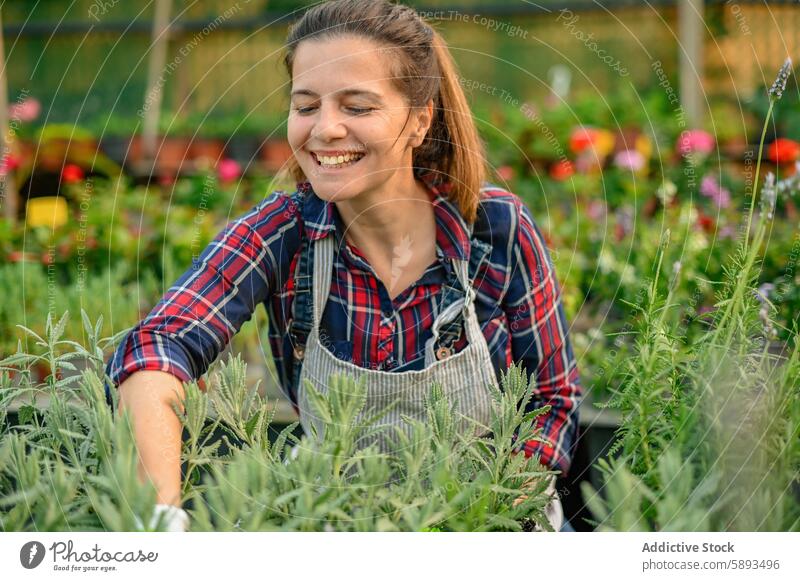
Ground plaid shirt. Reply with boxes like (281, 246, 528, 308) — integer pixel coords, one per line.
(105, 172, 583, 475)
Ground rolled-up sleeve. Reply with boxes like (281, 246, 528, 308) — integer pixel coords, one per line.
(503, 199, 583, 476)
(104, 191, 300, 401)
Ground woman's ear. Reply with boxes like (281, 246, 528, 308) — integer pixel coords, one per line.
(410, 98, 434, 148)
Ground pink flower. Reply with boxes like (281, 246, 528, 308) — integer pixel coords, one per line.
(700, 175, 731, 209)
(676, 129, 715, 157)
(586, 200, 607, 221)
(9, 97, 41, 123)
(216, 158, 241, 183)
(613, 149, 646, 172)
(495, 165, 515, 181)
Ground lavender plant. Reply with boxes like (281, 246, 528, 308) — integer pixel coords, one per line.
(583, 59, 800, 532)
(184, 357, 559, 531)
(0, 312, 557, 531)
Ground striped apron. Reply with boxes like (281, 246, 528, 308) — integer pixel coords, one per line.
(291, 227, 564, 531)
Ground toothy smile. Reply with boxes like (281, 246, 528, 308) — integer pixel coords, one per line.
(310, 151, 366, 169)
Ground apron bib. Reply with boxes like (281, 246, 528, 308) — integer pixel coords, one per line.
(296, 233, 497, 451)
(290, 220, 565, 531)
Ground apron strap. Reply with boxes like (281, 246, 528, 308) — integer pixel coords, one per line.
(288, 199, 493, 388)
(432, 228, 493, 353)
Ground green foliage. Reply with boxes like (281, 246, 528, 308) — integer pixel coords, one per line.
(0, 314, 556, 531)
(0, 311, 164, 531)
(583, 75, 800, 531)
(187, 359, 557, 532)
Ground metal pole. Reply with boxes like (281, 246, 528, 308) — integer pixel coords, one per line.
(679, 0, 705, 128)
(142, 0, 173, 164)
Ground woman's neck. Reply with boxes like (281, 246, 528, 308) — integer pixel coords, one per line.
(333, 171, 438, 299)
(334, 171, 435, 259)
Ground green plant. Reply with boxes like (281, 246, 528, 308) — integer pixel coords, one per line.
(582, 60, 800, 532)
(0, 311, 558, 531)
(185, 358, 557, 531)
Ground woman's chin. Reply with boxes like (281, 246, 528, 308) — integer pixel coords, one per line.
(308, 183, 362, 203)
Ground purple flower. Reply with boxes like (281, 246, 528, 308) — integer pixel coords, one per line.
(754, 283, 775, 304)
(700, 175, 731, 209)
(613, 149, 646, 172)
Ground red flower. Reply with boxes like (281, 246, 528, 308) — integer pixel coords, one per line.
(696, 211, 716, 233)
(7, 251, 28, 263)
(61, 164, 85, 184)
(57, 242, 72, 258)
(549, 159, 574, 181)
(767, 138, 800, 164)
(0, 153, 20, 175)
(569, 127, 596, 155)
(159, 173, 176, 187)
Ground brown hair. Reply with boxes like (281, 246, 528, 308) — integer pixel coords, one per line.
(278, 0, 487, 224)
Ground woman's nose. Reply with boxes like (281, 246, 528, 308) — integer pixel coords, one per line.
(311, 104, 348, 141)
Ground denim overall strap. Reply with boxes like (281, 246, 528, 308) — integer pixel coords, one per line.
(288, 195, 316, 393)
(433, 225, 493, 355)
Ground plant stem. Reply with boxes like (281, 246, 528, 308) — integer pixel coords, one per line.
(710, 99, 776, 350)
(743, 100, 774, 257)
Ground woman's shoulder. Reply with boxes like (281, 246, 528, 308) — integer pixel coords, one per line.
(234, 187, 306, 242)
(473, 181, 531, 245)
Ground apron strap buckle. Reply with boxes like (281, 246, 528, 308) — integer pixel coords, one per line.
(435, 345, 453, 360)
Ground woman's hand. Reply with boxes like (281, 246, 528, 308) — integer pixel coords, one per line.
(134, 504, 190, 532)
(513, 474, 564, 531)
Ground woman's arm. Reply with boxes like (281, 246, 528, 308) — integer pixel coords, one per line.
(503, 198, 583, 477)
(104, 191, 303, 505)
(117, 370, 186, 506)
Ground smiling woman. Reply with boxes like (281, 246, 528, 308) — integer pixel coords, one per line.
(105, 0, 582, 533)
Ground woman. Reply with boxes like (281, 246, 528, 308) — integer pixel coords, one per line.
(106, 0, 582, 532)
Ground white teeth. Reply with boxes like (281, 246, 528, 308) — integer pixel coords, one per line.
(316, 153, 364, 167)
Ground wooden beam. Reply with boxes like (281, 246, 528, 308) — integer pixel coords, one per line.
(142, 0, 173, 163)
(679, 0, 705, 128)
(0, 8, 19, 223)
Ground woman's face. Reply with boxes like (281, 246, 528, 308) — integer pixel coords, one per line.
(287, 34, 432, 203)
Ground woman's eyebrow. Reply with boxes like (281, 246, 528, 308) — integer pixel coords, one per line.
(290, 88, 384, 103)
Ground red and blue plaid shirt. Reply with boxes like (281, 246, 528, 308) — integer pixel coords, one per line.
(106, 172, 583, 475)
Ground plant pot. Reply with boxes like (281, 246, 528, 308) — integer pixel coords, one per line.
(190, 138, 225, 164)
(156, 137, 192, 174)
(127, 136, 144, 167)
(259, 139, 293, 171)
(32, 360, 63, 383)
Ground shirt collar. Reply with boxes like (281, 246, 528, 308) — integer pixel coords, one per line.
(298, 169, 471, 261)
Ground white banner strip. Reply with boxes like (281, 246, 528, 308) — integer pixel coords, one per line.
(1, 532, 798, 580)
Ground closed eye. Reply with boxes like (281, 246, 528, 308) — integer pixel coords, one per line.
(292, 106, 373, 115)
